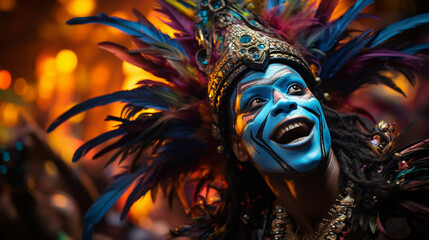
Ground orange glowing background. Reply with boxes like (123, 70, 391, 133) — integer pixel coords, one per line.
(0, 0, 182, 234)
(0, 0, 428, 237)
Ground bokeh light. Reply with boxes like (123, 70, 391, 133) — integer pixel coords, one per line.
(22, 84, 37, 102)
(51, 193, 69, 208)
(0, 69, 12, 90)
(56, 49, 78, 74)
(45, 160, 59, 176)
(65, 0, 96, 17)
(2, 102, 18, 127)
(0, 0, 16, 11)
(13, 77, 27, 95)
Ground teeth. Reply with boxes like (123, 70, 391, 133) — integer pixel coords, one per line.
(276, 121, 305, 140)
(290, 136, 307, 143)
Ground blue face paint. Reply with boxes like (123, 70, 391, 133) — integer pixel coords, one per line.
(230, 63, 331, 173)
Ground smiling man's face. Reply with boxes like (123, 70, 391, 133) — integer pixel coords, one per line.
(229, 63, 331, 173)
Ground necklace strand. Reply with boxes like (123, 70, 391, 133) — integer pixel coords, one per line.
(267, 184, 355, 240)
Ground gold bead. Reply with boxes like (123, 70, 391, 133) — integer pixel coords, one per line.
(323, 92, 331, 101)
(315, 77, 322, 86)
(217, 145, 224, 154)
(377, 121, 389, 132)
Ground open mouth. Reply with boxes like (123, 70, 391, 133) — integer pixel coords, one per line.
(270, 117, 315, 145)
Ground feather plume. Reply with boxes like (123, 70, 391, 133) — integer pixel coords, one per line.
(370, 14, 429, 47)
(82, 167, 148, 240)
(314, 0, 339, 24)
(47, 87, 172, 133)
(315, 0, 374, 53)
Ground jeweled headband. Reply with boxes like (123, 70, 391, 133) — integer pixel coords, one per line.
(194, 0, 315, 117)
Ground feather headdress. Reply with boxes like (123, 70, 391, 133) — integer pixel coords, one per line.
(47, 0, 429, 239)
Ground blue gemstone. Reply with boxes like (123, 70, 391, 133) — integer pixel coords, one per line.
(241, 49, 246, 54)
(240, 35, 252, 44)
(199, 10, 208, 17)
(2, 151, 10, 162)
(258, 44, 265, 49)
(211, 0, 222, 9)
(15, 141, 24, 151)
(253, 54, 259, 59)
(198, 52, 208, 65)
(250, 20, 259, 26)
(0, 164, 6, 175)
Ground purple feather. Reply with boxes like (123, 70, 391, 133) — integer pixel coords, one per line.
(156, 0, 194, 37)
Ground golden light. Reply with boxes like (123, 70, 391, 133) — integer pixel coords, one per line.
(0, 0, 16, 11)
(122, 61, 168, 90)
(0, 69, 12, 90)
(90, 26, 111, 45)
(330, 0, 353, 21)
(117, 184, 155, 225)
(107, 11, 131, 36)
(13, 77, 27, 95)
(91, 63, 110, 88)
(122, 61, 144, 76)
(56, 49, 78, 74)
(38, 56, 56, 77)
(51, 193, 69, 208)
(0, 125, 10, 144)
(147, 9, 178, 38)
(38, 73, 56, 99)
(2, 103, 19, 127)
(377, 71, 411, 97)
(22, 84, 37, 102)
(44, 160, 59, 176)
(60, 144, 77, 164)
(66, 0, 96, 17)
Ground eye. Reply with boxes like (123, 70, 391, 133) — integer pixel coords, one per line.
(248, 97, 266, 110)
(287, 84, 305, 95)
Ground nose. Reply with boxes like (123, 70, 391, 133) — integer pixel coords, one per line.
(271, 89, 297, 117)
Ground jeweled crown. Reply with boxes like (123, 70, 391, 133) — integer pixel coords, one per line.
(194, 0, 314, 115)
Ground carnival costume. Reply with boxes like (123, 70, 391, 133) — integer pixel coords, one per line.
(48, 0, 429, 239)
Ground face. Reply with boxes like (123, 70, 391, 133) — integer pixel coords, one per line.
(230, 63, 331, 173)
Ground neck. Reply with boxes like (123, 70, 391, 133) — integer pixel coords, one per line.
(263, 148, 340, 234)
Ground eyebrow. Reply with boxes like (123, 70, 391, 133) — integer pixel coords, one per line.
(237, 68, 294, 93)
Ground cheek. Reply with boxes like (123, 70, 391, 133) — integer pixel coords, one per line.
(234, 108, 262, 136)
(296, 95, 320, 110)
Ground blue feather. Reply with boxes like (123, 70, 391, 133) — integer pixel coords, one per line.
(401, 43, 429, 54)
(82, 167, 147, 240)
(120, 138, 205, 218)
(120, 168, 159, 219)
(370, 13, 429, 47)
(72, 128, 127, 162)
(67, 12, 187, 55)
(320, 29, 373, 80)
(163, 124, 196, 138)
(317, 0, 374, 53)
(47, 87, 170, 132)
(266, 0, 285, 13)
(67, 13, 159, 42)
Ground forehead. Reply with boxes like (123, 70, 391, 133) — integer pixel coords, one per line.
(236, 63, 301, 92)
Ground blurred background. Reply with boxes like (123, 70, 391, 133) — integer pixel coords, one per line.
(0, 0, 428, 239)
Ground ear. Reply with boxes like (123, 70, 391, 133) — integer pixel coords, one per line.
(230, 135, 250, 162)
